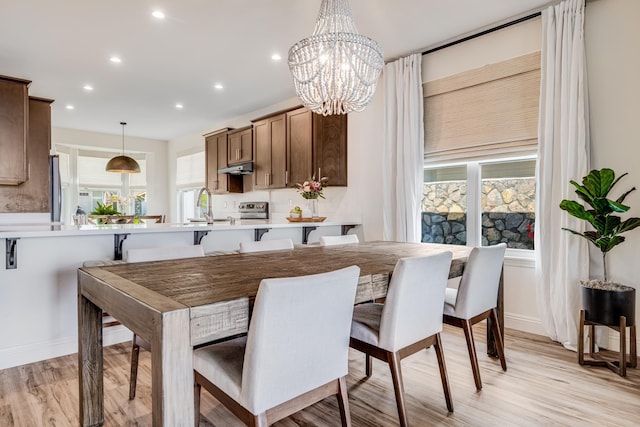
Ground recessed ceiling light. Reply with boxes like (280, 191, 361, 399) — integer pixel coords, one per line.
(152, 10, 165, 19)
(214, 83, 224, 90)
(175, 103, 184, 109)
(110, 56, 122, 63)
(65, 105, 75, 110)
(271, 54, 282, 61)
(83, 85, 94, 91)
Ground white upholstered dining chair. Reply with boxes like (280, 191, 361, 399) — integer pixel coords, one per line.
(193, 265, 361, 426)
(443, 243, 507, 391)
(319, 234, 359, 246)
(126, 244, 206, 399)
(238, 238, 294, 253)
(349, 252, 454, 426)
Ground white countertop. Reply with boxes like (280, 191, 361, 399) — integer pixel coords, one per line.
(0, 218, 361, 239)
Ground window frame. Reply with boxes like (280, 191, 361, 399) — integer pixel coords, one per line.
(423, 153, 536, 259)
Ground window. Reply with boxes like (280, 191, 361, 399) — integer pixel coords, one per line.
(481, 160, 535, 249)
(422, 158, 536, 250)
(422, 20, 541, 252)
(77, 151, 147, 215)
(422, 166, 467, 245)
(176, 150, 205, 223)
(53, 145, 147, 222)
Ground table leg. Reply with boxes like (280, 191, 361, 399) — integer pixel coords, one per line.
(78, 293, 104, 427)
(151, 308, 194, 426)
(487, 266, 504, 358)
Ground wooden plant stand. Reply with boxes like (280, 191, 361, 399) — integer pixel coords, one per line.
(578, 309, 637, 377)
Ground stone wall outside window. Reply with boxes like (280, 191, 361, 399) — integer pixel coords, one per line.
(421, 178, 535, 249)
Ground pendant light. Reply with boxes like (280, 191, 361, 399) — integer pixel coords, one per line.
(288, 0, 384, 115)
(106, 122, 141, 173)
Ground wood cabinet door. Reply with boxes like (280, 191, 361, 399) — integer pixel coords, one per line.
(228, 126, 252, 165)
(205, 134, 219, 192)
(252, 114, 286, 189)
(252, 119, 270, 189)
(215, 132, 229, 193)
(0, 97, 53, 213)
(313, 113, 348, 186)
(286, 107, 312, 188)
(269, 114, 286, 188)
(0, 76, 30, 185)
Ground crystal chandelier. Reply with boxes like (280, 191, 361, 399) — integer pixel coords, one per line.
(288, 0, 384, 115)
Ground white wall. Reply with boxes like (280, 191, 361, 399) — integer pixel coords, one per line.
(585, 0, 640, 344)
(51, 127, 169, 220)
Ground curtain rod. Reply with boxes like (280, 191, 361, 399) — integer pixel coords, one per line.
(422, 11, 541, 56)
(418, 0, 596, 57)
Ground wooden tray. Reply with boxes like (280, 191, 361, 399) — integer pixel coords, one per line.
(286, 216, 326, 222)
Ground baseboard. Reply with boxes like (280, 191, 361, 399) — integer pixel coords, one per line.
(606, 330, 640, 354)
(504, 312, 547, 336)
(0, 326, 132, 370)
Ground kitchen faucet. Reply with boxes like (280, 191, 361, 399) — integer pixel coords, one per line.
(196, 187, 214, 224)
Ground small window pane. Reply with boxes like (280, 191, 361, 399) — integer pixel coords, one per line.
(422, 166, 467, 245)
(481, 159, 535, 249)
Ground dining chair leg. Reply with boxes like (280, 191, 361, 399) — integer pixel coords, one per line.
(461, 319, 482, 391)
(387, 351, 409, 427)
(365, 354, 373, 377)
(194, 381, 201, 427)
(336, 377, 352, 427)
(433, 333, 454, 412)
(490, 308, 507, 371)
(128, 335, 140, 400)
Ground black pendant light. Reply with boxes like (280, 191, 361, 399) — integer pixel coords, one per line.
(106, 122, 141, 173)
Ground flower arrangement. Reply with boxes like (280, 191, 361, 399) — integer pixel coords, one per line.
(296, 176, 328, 199)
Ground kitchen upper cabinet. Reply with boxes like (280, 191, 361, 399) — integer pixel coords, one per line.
(252, 114, 286, 189)
(0, 96, 54, 213)
(0, 75, 31, 185)
(313, 112, 347, 186)
(285, 107, 348, 187)
(205, 129, 242, 194)
(254, 107, 348, 189)
(286, 107, 313, 188)
(227, 126, 252, 165)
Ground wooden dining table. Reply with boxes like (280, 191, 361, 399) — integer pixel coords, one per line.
(77, 241, 503, 426)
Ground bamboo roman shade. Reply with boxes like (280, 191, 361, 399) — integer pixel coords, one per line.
(423, 51, 540, 163)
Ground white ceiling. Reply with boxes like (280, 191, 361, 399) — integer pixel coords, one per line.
(0, 0, 551, 141)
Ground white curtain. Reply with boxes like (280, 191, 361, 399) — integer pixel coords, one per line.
(382, 53, 424, 243)
(535, 0, 590, 350)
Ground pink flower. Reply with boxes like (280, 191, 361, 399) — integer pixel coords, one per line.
(296, 176, 328, 200)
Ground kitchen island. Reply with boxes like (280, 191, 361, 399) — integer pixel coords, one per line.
(0, 219, 360, 369)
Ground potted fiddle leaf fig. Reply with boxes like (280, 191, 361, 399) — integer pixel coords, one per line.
(559, 168, 639, 326)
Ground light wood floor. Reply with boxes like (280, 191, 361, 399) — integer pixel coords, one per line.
(1, 324, 638, 426)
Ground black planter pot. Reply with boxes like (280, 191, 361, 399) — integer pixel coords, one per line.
(582, 283, 636, 326)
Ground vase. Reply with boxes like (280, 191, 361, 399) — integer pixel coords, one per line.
(309, 198, 319, 218)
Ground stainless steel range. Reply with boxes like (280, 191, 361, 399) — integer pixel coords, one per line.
(238, 202, 269, 220)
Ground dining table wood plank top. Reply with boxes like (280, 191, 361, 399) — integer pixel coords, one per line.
(77, 241, 502, 426)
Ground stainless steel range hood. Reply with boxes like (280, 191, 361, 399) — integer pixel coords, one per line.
(218, 162, 253, 175)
